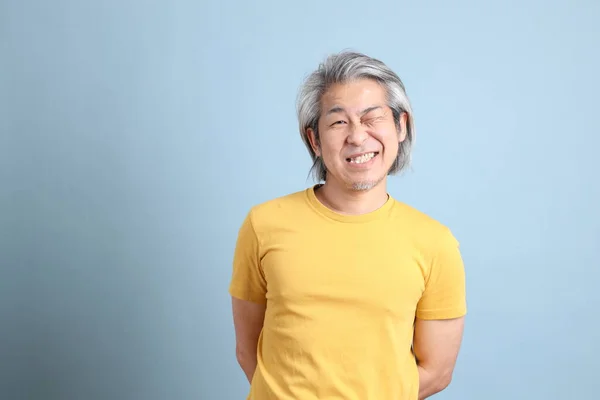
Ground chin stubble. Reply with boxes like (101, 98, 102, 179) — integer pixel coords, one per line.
(348, 174, 386, 191)
(350, 181, 376, 191)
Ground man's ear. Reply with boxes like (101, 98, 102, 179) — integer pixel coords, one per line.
(307, 128, 321, 157)
(398, 112, 408, 143)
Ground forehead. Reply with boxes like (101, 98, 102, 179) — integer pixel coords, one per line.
(320, 79, 387, 114)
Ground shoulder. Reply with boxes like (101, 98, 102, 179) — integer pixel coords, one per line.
(249, 189, 307, 216)
(244, 189, 310, 229)
(391, 200, 459, 251)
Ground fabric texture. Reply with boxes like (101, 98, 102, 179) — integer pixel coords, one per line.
(229, 186, 467, 400)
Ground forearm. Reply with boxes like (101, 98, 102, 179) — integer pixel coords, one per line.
(413, 317, 464, 399)
(232, 297, 265, 384)
(417, 365, 450, 400)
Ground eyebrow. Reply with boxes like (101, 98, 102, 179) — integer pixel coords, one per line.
(325, 105, 382, 116)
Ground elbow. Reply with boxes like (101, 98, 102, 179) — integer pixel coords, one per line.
(417, 364, 455, 399)
(436, 369, 453, 392)
(235, 345, 247, 366)
(236, 345, 258, 383)
(235, 346, 242, 365)
(235, 345, 255, 368)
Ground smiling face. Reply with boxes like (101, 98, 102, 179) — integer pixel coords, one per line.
(307, 78, 407, 191)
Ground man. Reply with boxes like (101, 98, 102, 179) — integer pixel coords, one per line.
(229, 51, 467, 400)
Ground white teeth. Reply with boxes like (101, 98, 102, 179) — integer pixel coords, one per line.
(349, 152, 376, 164)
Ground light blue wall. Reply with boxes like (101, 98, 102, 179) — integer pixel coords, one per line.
(2, 0, 599, 399)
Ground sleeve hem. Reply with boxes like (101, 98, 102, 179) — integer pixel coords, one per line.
(416, 307, 467, 320)
(229, 285, 267, 305)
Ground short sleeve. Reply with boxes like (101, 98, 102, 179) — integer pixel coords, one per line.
(228, 210, 267, 305)
(416, 229, 467, 320)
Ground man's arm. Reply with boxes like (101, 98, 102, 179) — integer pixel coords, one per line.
(232, 296, 266, 383)
(413, 316, 465, 399)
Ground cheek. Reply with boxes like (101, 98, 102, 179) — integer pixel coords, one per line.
(319, 136, 344, 158)
(372, 127, 399, 150)
(388, 136, 400, 151)
(378, 133, 401, 162)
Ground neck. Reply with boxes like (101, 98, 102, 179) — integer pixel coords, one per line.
(315, 178, 389, 215)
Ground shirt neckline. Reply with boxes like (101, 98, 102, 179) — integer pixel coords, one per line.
(305, 184, 396, 223)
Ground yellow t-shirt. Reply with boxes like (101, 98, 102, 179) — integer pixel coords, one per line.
(229, 186, 467, 400)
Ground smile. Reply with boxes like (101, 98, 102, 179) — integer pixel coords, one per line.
(346, 152, 378, 164)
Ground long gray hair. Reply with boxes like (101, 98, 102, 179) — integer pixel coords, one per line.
(296, 51, 415, 182)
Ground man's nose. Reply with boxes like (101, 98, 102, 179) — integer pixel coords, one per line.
(346, 123, 368, 146)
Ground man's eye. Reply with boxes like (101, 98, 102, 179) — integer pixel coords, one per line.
(364, 116, 382, 124)
(331, 120, 346, 126)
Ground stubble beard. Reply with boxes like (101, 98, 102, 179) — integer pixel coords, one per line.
(347, 172, 387, 192)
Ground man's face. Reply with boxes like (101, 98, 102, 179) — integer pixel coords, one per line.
(308, 78, 407, 191)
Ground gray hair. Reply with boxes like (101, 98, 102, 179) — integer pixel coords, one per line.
(296, 51, 415, 182)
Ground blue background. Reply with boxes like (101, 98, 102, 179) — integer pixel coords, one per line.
(2, 0, 599, 399)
